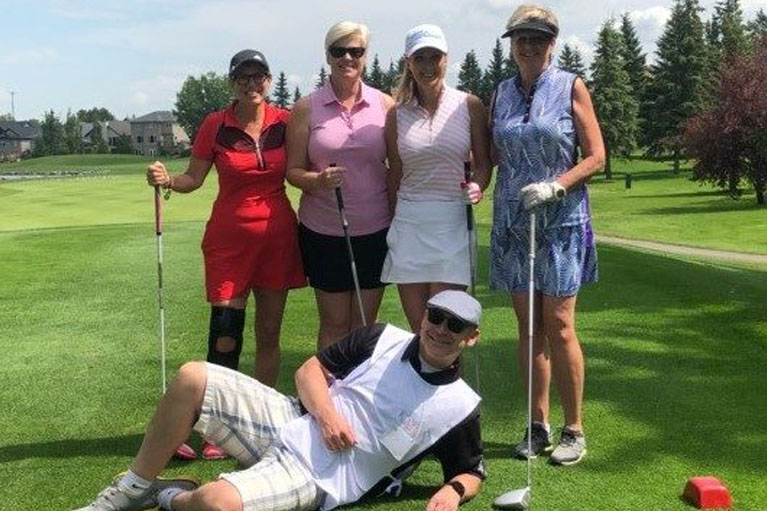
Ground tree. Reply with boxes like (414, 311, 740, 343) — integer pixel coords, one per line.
(457, 50, 483, 96)
(557, 43, 587, 77)
(273, 72, 291, 109)
(683, 40, 767, 204)
(747, 9, 767, 42)
(504, 52, 519, 79)
(113, 133, 134, 154)
(382, 58, 402, 95)
(175, 71, 232, 141)
(480, 39, 508, 105)
(34, 110, 66, 156)
(292, 86, 302, 105)
(619, 13, 649, 138)
(644, 0, 708, 172)
(709, 0, 749, 63)
(76, 107, 115, 123)
(0, 113, 14, 121)
(63, 110, 82, 154)
(89, 122, 109, 154)
(315, 66, 328, 89)
(366, 54, 386, 90)
(589, 20, 639, 178)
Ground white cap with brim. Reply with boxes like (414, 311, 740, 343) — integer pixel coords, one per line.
(405, 24, 448, 57)
(426, 290, 482, 326)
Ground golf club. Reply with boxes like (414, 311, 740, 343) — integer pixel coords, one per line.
(464, 161, 480, 393)
(153, 186, 167, 394)
(331, 163, 367, 327)
(493, 210, 536, 510)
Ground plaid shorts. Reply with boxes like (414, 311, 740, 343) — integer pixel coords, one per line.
(193, 363, 324, 511)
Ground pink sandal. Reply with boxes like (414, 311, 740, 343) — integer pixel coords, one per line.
(202, 441, 228, 460)
(174, 442, 197, 461)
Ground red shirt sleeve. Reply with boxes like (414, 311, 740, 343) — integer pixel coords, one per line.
(191, 110, 224, 161)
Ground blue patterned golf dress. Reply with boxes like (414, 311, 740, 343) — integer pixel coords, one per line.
(490, 65, 597, 296)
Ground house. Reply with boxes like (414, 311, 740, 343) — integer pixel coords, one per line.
(80, 120, 131, 150)
(0, 120, 40, 161)
(129, 111, 189, 157)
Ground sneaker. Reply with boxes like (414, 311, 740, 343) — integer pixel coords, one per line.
(74, 475, 198, 511)
(550, 427, 587, 465)
(202, 440, 228, 460)
(514, 422, 553, 459)
(174, 442, 197, 461)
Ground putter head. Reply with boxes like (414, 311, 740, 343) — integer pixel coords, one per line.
(493, 486, 531, 510)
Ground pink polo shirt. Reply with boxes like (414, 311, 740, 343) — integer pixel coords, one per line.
(298, 81, 390, 236)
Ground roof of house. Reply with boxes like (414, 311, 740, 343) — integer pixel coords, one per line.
(131, 111, 177, 123)
(81, 120, 131, 138)
(0, 120, 41, 140)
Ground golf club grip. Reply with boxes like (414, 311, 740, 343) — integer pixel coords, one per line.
(335, 187, 345, 210)
(463, 162, 474, 231)
(154, 186, 162, 235)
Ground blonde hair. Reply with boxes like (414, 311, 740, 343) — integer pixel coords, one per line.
(324, 21, 370, 51)
(505, 4, 559, 36)
(393, 65, 416, 106)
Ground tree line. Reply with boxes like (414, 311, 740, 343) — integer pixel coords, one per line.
(30, 107, 134, 157)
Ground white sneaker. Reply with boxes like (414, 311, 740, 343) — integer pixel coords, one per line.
(74, 475, 198, 511)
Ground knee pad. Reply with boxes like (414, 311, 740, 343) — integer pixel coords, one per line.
(206, 306, 245, 370)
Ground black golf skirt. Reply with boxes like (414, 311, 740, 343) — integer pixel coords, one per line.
(298, 223, 389, 292)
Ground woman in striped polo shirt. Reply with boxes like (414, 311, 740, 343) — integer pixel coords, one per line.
(381, 24, 492, 332)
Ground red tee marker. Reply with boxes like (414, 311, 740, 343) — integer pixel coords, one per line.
(683, 476, 731, 510)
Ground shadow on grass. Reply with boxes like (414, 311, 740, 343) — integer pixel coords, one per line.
(0, 434, 144, 462)
(640, 201, 764, 215)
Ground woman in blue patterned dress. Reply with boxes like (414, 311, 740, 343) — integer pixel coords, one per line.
(490, 4, 604, 466)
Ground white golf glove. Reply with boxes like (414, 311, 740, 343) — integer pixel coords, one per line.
(519, 181, 566, 210)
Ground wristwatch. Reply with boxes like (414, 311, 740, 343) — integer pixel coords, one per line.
(446, 480, 466, 499)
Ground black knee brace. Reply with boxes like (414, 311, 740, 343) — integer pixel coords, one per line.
(206, 306, 245, 370)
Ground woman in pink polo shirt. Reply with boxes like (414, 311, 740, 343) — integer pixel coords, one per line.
(287, 21, 394, 348)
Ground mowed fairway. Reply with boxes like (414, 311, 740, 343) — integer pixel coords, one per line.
(1, 157, 766, 510)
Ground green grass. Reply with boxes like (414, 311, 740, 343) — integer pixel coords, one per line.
(1, 156, 766, 510)
(589, 158, 767, 254)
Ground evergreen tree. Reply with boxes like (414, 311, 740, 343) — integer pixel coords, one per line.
(273, 72, 291, 108)
(292, 86, 302, 105)
(63, 110, 82, 154)
(175, 71, 232, 140)
(504, 51, 519, 79)
(710, 0, 749, 62)
(619, 13, 649, 147)
(747, 9, 767, 42)
(367, 54, 385, 90)
(90, 122, 109, 154)
(480, 39, 508, 105)
(557, 43, 587, 77)
(315, 66, 328, 89)
(34, 110, 66, 156)
(457, 50, 483, 95)
(644, 0, 708, 172)
(113, 134, 134, 154)
(382, 59, 400, 95)
(589, 20, 639, 178)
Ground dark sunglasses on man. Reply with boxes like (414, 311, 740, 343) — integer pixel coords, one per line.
(329, 46, 366, 59)
(426, 307, 472, 334)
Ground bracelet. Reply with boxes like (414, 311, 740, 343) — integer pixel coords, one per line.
(446, 480, 465, 499)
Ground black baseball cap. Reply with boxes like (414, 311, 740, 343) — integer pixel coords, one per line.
(229, 49, 270, 77)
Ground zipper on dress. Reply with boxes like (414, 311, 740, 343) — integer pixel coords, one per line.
(255, 138, 265, 168)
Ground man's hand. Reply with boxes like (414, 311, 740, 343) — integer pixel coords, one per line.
(426, 485, 461, 511)
(519, 180, 566, 210)
(317, 409, 357, 451)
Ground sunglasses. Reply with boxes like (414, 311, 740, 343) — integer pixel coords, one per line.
(235, 73, 270, 85)
(329, 46, 366, 59)
(512, 34, 552, 47)
(426, 307, 472, 334)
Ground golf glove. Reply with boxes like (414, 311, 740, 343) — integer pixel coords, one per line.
(519, 181, 566, 210)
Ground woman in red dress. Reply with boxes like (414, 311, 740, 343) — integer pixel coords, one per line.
(146, 49, 305, 460)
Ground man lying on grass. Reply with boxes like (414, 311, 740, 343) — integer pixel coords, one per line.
(75, 290, 486, 511)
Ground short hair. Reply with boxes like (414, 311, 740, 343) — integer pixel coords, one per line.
(324, 21, 370, 51)
(504, 4, 559, 37)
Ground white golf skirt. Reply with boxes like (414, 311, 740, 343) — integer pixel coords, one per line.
(381, 199, 471, 286)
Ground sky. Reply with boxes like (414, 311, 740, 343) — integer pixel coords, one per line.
(2, 0, 766, 121)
